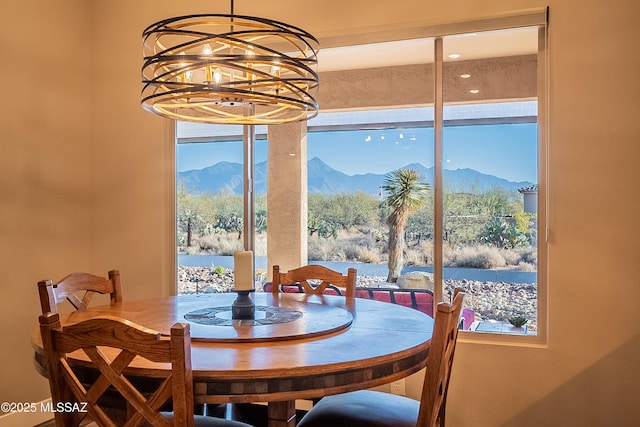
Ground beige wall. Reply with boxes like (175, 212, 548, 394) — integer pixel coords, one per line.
(2, 0, 639, 425)
(0, 0, 93, 404)
(88, 1, 177, 301)
(318, 55, 537, 110)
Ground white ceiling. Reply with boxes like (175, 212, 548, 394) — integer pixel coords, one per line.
(317, 26, 538, 72)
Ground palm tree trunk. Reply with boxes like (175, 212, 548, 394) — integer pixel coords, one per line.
(387, 220, 406, 283)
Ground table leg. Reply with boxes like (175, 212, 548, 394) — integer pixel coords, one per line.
(267, 400, 296, 427)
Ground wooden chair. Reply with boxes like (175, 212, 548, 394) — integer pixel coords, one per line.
(37, 270, 123, 314)
(234, 265, 357, 424)
(39, 312, 253, 427)
(297, 289, 466, 427)
(271, 265, 357, 298)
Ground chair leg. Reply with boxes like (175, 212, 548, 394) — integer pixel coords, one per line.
(230, 403, 268, 427)
(204, 403, 229, 418)
(438, 404, 446, 427)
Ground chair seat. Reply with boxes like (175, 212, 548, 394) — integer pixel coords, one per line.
(160, 413, 254, 427)
(299, 290, 466, 427)
(297, 390, 419, 427)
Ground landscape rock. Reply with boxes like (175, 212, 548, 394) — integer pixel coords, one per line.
(177, 266, 538, 331)
(397, 271, 434, 291)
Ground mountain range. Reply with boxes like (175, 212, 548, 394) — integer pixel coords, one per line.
(178, 157, 533, 195)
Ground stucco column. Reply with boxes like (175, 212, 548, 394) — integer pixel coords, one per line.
(267, 122, 308, 279)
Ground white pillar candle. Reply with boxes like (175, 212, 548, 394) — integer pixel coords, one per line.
(234, 251, 254, 290)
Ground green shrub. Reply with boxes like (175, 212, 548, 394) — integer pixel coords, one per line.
(308, 237, 334, 260)
(509, 316, 528, 327)
(517, 261, 536, 272)
(342, 244, 362, 261)
(358, 248, 381, 264)
(515, 246, 537, 264)
(448, 245, 506, 269)
(403, 249, 422, 266)
(198, 233, 243, 254)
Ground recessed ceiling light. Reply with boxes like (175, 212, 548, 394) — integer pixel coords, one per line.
(460, 73, 471, 79)
(469, 89, 480, 94)
(448, 53, 461, 59)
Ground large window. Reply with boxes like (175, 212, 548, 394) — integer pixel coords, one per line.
(175, 129, 268, 294)
(306, 24, 546, 338)
(174, 13, 547, 339)
(307, 104, 540, 336)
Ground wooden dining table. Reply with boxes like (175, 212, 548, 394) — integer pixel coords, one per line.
(32, 292, 434, 427)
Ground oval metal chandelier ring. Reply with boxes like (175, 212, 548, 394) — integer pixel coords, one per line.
(141, 13, 319, 124)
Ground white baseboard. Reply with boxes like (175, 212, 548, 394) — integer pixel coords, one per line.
(0, 399, 52, 427)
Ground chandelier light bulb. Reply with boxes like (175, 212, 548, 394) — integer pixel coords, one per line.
(179, 52, 192, 83)
(213, 68, 223, 84)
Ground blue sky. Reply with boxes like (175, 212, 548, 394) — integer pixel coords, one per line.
(177, 123, 538, 183)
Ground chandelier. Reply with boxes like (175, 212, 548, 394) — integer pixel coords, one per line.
(141, 2, 319, 124)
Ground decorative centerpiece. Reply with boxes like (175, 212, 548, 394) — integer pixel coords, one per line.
(232, 251, 255, 320)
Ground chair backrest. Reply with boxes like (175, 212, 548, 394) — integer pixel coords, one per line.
(39, 312, 194, 427)
(417, 288, 465, 427)
(271, 264, 357, 298)
(38, 270, 123, 314)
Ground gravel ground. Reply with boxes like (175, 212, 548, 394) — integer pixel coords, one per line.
(177, 266, 538, 331)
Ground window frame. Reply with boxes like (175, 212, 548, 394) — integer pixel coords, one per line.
(175, 8, 548, 344)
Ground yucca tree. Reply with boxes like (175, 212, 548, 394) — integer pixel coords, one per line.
(383, 169, 430, 282)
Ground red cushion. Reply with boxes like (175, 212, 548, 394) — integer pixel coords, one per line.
(267, 284, 475, 330)
(354, 288, 474, 330)
(460, 308, 475, 330)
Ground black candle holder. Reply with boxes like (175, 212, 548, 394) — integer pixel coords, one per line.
(231, 289, 255, 320)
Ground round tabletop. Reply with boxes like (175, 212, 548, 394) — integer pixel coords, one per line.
(33, 292, 433, 405)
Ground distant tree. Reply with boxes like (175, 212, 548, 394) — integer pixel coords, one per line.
(308, 218, 339, 238)
(480, 217, 529, 249)
(216, 213, 243, 240)
(256, 208, 267, 233)
(383, 169, 430, 282)
(177, 183, 210, 247)
(308, 192, 379, 237)
(177, 210, 200, 247)
(442, 189, 518, 244)
(405, 200, 434, 244)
